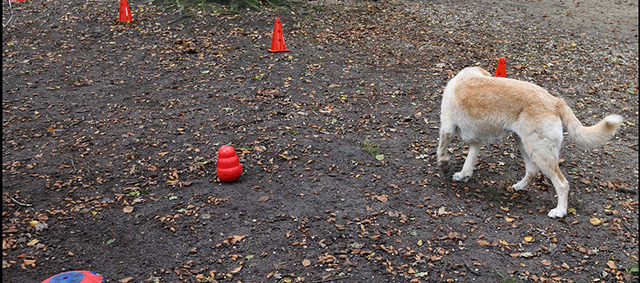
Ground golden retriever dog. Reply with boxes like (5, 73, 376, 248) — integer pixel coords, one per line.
(436, 67, 623, 218)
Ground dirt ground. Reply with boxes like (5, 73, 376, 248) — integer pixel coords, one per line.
(2, 0, 638, 282)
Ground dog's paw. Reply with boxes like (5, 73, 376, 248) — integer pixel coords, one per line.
(547, 207, 567, 218)
(512, 182, 528, 191)
(438, 160, 454, 176)
(452, 172, 471, 182)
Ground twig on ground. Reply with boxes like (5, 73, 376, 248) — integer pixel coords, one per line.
(10, 196, 32, 207)
(615, 187, 637, 195)
(464, 263, 481, 275)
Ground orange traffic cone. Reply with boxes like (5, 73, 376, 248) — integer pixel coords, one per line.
(268, 18, 290, 52)
(119, 0, 132, 22)
(495, 57, 506, 77)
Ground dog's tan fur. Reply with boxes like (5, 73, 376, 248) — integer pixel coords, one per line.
(437, 67, 623, 218)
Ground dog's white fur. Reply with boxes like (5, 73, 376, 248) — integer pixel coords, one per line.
(437, 67, 623, 218)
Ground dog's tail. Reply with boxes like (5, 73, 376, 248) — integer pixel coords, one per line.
(558, 98, 623, 149)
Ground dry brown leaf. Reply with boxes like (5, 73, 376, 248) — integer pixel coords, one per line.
(541, 259, 552, 266)
(230, 266, 242, 273)
(257, 196, 270, 202)
(302, 259, 311, 266)
(123, 206, 134, 213)
(230, 235, 245, 244)
(119, 277, 133, 283)
(373, 194, 388, 202)
(607, 260, 617, 270)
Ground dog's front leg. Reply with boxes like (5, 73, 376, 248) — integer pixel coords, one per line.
(452, 142, 480, 182)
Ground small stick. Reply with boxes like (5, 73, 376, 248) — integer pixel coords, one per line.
(615, 187, 637, 195)
(9, 196, 32, 207)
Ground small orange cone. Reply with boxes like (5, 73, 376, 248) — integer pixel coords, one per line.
(119, 0, 133, 22)
(495, 57, 506, 77)
(268, 18, 290, 52)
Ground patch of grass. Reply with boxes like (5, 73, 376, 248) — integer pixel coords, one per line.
(627, 265, 639, 276)
(360, 138, 384, 161)
(360, 138, 379, 156)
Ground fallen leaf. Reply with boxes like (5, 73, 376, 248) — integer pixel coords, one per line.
(24, 259, 36, 265)
(477, 240, 489, 246)
(519, 252, 534, 258)
(119, 277, 133, 283)
(230, 266, 242, 273)
(257, 196, 270, 202)
(541, 259, 552, 266)
(607, 260, 617, 270)
(590, 217, 601, 226)
(302, 259, 311, 266)
(123, 206, 134, 213)
(229, 235, 245, 244)
(524, 236, 534, 242)
(373, 194, 388, 202)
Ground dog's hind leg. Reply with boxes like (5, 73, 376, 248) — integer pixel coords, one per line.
(437, 122, 456, 175)
(538, 161, 570, 218)
(524, 130, 569, 218)
(453, 142, 480, 182)
(512, 135, 539, 191)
